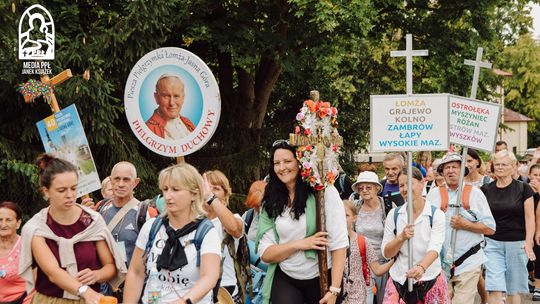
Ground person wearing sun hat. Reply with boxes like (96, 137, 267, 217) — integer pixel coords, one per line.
(426, 152, 495, 303)
(352, 171, 395, 304)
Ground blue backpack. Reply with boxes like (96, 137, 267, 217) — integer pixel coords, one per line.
(143, 216, 214, 267)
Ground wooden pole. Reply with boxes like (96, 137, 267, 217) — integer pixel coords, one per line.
(391, 34, 428, 292)
(310, 90, 329, 298)
(450, 48, 492, 262)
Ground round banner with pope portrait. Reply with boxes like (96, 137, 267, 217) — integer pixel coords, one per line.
(124, 47, 221, 157)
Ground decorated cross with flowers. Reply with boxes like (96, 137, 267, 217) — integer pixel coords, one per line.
(17, 69, 76, 113)
(289, 90, 342, 297)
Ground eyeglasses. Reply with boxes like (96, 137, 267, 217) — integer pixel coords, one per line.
(272, 139, 290, 147)
(493, 163, 511, 168)
(357, 185, 374, 192)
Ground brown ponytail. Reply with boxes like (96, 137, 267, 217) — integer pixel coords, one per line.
(36, 153, 78, 188)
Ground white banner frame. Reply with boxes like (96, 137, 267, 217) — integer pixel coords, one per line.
(370, 94, 450, 152)
(448, 95, 501, 153)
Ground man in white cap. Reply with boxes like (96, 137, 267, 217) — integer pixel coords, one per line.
(426, 152, 495, 303)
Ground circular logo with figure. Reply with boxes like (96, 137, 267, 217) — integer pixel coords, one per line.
(124, 47, 221, 157)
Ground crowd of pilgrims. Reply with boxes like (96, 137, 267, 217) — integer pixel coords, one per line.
(1, 140, 540, 304)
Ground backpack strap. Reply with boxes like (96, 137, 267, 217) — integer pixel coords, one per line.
(144, 216, 164, 259)
(393, 206, 401, 235)
(190, 218, 214, 267)
(429, 205, 437, 227)
(439, 186, 449, 212)
(357, 234, 371, 286)
(461, 185, 473, 210)
(439, 185, 473, 211)
(394, 205, 437, 235)
(245, 208, 255, 233)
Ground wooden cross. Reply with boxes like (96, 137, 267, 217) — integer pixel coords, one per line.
(22, 69, 73, 113)
(289, 90, 343, 298)
(464, 47, 492, 100)
(449, 47, 492, 264)
(390, 34, 429, 95)
(389, 34, 428, 291)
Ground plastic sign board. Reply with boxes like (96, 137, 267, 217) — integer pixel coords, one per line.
(36, 104, 101, 198)
(124, 47, 221, 157)
(370, 94, 449, 152)
(448, 95, 501, 152)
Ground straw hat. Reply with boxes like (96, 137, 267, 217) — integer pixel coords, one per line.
(351, 171, 382, 194)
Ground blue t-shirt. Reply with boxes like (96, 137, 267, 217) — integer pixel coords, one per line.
(382, 181, 405, 206)
(101, 202, 140, 266)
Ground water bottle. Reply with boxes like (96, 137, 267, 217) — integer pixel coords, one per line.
(147, 267, 162, 304)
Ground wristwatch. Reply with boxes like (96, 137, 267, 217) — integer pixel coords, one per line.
(77, 285, 89, 297)
(185, 298, 193, 304)
(206, 194, 216, 205)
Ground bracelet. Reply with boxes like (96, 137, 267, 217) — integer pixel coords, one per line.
(328, 286, 341, 296)
(327, 290, 339, 297)
(416, 264, 426, 273)
(206, 194, 216, 205)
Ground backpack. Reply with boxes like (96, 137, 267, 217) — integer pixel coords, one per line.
(95, 198, 111, 213)
(335, 172, 353, 199)
(351, 195, 393, 224)
(439, 185, 473, 212)
(137, 197, 159, 231)
(222, 232, 253, 302)
(99, 198, 158, 232)
(393, 204, 437, 235)
(143, 216, 214, 267)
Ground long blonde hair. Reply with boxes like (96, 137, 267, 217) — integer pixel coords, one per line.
(158, 163, 206, 219)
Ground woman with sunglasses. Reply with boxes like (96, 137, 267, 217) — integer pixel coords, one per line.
(351, 171, 395, 304)
(255, 140, 348, 304)
(481, 150, 535, 304)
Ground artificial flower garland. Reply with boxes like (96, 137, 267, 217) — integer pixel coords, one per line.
(294, 99, 341, 191)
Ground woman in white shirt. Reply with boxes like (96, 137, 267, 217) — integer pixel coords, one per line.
(123, 163, 221, 304)
(255, 140, 348, 304)
(204, 170, 244, 302)
(381, 167, 449, 303)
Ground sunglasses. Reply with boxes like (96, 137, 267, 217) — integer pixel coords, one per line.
(272, 139, 290, 147)
(357, 185, 374, 192)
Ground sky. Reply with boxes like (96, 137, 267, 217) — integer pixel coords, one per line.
(532, 3, 540, 39)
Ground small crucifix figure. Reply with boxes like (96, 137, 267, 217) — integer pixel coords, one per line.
(390, 34, 429, 95)
(289, 90, 343, 298)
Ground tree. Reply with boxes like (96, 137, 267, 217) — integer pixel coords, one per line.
(498, 34, 540, 146)
(0, 0, 535, 215)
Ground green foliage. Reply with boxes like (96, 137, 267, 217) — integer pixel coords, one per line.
(498, 34, 540, 146)
(0, 0, 535, 216)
